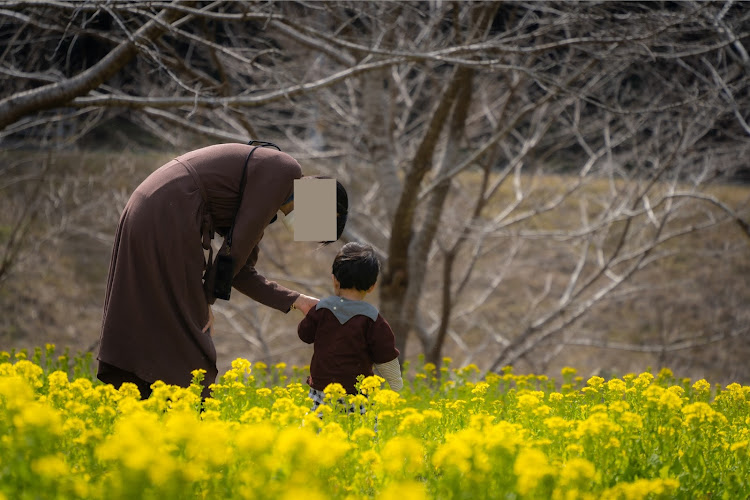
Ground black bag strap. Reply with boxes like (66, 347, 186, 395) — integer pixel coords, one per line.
(224, 140, 282, 250)
(248, 140, 281, 150)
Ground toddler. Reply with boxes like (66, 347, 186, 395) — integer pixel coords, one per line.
(298, 242, 403, 412)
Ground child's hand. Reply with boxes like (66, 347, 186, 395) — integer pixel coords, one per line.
(293, 294, 319, 314)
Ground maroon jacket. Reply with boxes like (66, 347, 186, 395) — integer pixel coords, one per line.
(98, 143, 302, 391)
(298, 297, 400, 394)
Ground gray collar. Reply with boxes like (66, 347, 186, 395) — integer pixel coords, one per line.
(316, 296, 379, 324)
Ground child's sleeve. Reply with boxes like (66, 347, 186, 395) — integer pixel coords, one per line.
(297, 308, 319, 344)
(368, 315, 402, 390)
(374, 358, 403, 392)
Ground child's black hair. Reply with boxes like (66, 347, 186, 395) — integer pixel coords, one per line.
(332, 242, 379, 291)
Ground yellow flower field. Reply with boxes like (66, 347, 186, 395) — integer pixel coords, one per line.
(1, 346, 749, 499)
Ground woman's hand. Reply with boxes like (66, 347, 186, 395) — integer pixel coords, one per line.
(202, 306, 214, 335)
(293, 294, 319, 315)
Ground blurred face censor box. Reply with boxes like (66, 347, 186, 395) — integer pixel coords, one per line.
(294, 178, 336, 241)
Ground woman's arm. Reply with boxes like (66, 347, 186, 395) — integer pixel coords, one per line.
(232, 248, 319, 313)
(232, 245, 300, 311)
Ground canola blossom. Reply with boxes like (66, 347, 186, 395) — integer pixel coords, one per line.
(1, 346, 749, 499)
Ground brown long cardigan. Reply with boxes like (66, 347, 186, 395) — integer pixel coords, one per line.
(97, 143, 302, 392)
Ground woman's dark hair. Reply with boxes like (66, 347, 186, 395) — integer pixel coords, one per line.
(334, 179, 348, 242)
(332, 242, 379, 291)
(307, 175, 347, 244)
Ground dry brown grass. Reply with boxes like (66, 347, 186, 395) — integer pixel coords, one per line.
(1, 150, 749, 385)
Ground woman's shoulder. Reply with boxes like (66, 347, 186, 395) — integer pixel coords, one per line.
(177, 143, 301, 178)
(252, 147, 302, 177)
(176, 142, 251, 166)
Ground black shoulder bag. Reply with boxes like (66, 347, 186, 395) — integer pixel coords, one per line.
(214, 140, 282, 300)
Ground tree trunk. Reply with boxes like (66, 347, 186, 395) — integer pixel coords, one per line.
(380, 66, 471, 358)
(404, 67, 474, 353)
(426, 251, 455, 366)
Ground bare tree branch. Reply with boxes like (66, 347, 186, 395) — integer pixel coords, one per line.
(0, 3, 191, 130)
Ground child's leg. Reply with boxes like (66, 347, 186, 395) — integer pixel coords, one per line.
(308, 387, 325, 417)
